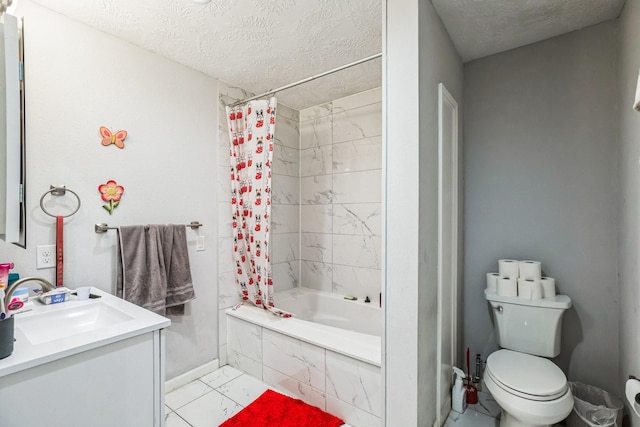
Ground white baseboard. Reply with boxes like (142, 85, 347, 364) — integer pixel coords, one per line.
(165, 359, 220, 393)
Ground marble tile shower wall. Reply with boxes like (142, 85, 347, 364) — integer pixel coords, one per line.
(270, 105, 301, 293)
(217, 81, 300, 365)
(299, 88, 382, 301)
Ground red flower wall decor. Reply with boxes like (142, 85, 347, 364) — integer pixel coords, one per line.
(99, 126, 127, 149)
(98, 180, 125, 215)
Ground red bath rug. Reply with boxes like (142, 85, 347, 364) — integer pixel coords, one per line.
(219, 389, 344, 427)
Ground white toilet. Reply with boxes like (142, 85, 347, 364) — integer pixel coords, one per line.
(484, 290, 573, 427)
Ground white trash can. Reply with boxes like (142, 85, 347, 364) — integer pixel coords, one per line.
(566, 382, 624, 427)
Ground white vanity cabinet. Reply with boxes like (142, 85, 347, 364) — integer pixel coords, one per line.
(0, 290, 170, 427)
(0, 330, 165, 426)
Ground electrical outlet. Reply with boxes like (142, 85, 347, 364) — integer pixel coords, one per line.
(36, 244, 56, 269)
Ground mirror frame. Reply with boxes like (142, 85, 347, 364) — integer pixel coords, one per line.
(1, 14, 25, 248)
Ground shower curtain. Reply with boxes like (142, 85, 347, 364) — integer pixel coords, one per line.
(227, 98, 289, 317)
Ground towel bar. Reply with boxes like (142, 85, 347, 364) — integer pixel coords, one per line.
(94, 221, 203, 233)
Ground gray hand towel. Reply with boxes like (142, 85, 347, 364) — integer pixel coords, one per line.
(116, 224, 195, 315)
(160, 224, 196, 314)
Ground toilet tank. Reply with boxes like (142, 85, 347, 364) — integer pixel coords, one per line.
(485, 290, 572, 358)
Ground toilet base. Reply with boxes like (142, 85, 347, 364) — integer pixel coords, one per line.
(500, 410, 551, 427)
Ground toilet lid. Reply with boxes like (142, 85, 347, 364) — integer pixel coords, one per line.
(486, 350, 567, 401)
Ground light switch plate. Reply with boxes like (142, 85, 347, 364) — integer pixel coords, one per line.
(196, 235, 205, 251)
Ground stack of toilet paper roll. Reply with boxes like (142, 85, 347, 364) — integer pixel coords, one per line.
(486, 259, 556, 300)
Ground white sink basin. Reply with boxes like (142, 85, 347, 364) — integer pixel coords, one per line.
(16, 301, 134, 345)
(0, 288, 170, 379)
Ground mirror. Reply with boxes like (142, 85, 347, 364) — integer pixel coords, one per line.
(0, 14, 25, 248)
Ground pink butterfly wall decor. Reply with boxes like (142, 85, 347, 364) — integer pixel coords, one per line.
(99, 126, 127, 149)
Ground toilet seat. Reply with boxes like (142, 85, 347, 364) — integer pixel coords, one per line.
(486, 350, 567, 402)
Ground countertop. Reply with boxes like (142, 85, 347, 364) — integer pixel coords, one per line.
(0, 288, 170, 378)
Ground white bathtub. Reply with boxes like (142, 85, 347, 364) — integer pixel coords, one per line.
(226, 287, 382, 427)
(227, 287, 381, 365)
(276, 288, 382, 337)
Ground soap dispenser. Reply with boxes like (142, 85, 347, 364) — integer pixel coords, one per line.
(452, 366, 467, 414)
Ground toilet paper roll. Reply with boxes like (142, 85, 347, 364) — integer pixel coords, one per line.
(517, 279, 542, 300)
(540, 277, 556, 298)
(626, 378, 640, 417)
(486, 273, 500, 292)
(498, 259, 519, 279)
(497, 277, 518, 297)
(517, 278, 531, 299)
(530, 281, 542, 300)
(519, 260, 542, 281)
(516, 278, 532, 299)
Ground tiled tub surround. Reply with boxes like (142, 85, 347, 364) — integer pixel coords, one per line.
(217, 85, 382, 391)
(299, 88, 383, 301)
(226, 288, 382, 427)
(269, 103, 302, 292)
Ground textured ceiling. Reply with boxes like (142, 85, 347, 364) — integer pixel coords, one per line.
(26, 0, 626, 109)
(432, 0, 626, 62)
(29, 0, 382, 110)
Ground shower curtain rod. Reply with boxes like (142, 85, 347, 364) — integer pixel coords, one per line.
(230, 52, 382, 107)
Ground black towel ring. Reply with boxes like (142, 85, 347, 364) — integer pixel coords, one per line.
(39, 185, 81, 218)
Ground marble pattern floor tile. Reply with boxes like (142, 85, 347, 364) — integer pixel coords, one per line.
(166, 365, 353, 426)
(175, 389, 242, 427)
(165, 411, 192, 427)
(165, 379, 213, 410)
(200, 365, 243, 389)
(444, 408, 499, 427)
(214, 372, 272, 407)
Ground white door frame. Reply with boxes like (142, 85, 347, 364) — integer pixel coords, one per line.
(435, 83, 459, 427)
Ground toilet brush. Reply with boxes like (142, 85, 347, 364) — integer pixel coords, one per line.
(465, 347, 479, 404)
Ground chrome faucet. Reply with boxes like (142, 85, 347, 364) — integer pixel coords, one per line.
(4, 277, 56, 309)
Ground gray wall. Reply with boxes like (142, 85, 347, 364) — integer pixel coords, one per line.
(464, 21, 619, 394)
(385, 0, 463, 424)
(619, 1, 640, 423)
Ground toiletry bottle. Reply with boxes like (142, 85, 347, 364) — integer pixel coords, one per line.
(474, 353, 483, 391)
(0, 263, 14, 290)
(7, 273, 19, 287)
(452, 366, 467, 414)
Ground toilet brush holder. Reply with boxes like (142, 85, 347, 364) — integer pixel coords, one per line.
(0, 315, 14, 359)
(466, 383, 479, 404)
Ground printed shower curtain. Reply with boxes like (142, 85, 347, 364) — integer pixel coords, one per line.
(226, 98, 289, 317)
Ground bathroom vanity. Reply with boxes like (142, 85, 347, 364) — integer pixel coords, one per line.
(0, 289, 170, 427)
